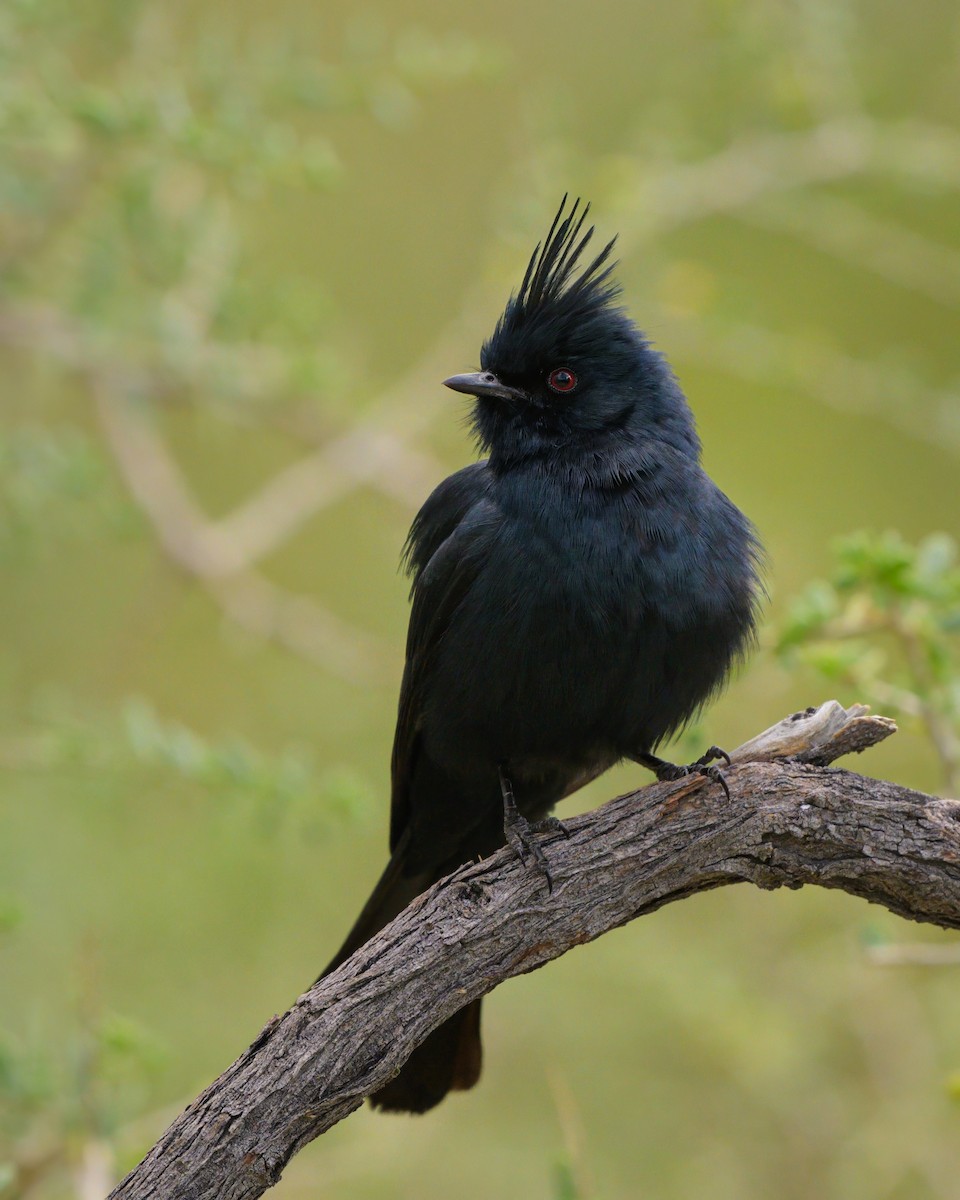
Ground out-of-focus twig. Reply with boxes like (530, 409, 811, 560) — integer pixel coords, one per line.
(94, 387, 383, 682)
(75, 1140, 115, 1200)
(666, 317, 960, 453)
(0, 298, 457, 561)
(614, 117, 960, 243)
(746, 192, 960, 309)
(866, 942, 960, 967)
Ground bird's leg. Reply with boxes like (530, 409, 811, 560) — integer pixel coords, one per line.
(633, 745, 732, 801)
(498, 766, 569, 893)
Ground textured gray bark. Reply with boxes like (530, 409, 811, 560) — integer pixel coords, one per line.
(108, 705, 960, 1200)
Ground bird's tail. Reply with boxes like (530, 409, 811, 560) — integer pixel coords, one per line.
(318, 839, 483, 1114)
(320, 839, 431, 977)
(371, 996, 482, 1114)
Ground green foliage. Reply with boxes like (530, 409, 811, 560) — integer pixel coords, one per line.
(552, 1159, 586, 1200)
(0, 682, 374, 1190)
(0, 1034, 54, 1119)
(0, 0, 502, 425)
(777, 531, 960, 789)
(68, 1011, 169, 1137)
(8, 692, 374, 834)
(0, 997, 169, 1189)
(0, 424, 135, 556)
(0, 898, 23, 936)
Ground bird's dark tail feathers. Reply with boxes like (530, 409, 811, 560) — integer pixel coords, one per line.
(371, 996, 482, 1114)
(318, 840, 483, 1114)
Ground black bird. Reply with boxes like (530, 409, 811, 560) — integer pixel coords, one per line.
(321, 197, 763, 1113)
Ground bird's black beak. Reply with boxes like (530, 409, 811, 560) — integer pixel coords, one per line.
(443, 372, 523, 403)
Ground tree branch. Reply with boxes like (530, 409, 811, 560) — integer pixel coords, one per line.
(107, 704, 960, 1200)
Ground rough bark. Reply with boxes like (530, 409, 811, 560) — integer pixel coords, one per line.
(108, 704, 960, 1200)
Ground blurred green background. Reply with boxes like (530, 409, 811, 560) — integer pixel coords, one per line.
(2, 0, 960, 1196)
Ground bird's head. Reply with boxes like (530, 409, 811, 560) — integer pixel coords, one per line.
(445, 197, 699, 468)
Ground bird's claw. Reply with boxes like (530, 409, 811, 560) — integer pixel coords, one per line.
(645, 745, 732, 800)
(691, 744, 731, 798)
(695, 761, 731, 801)
(499, 767, 565, 892)
(505, 812, 554, 889)
(531, 815, 571, 839)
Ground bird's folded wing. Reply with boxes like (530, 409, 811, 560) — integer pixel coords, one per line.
(389, 467, 497, 851)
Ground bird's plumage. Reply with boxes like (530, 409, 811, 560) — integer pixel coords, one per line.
(321, 197, 763, 1114)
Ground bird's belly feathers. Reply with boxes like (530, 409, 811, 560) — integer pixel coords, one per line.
(419, 484, 755, 779)
(421, 519, 653, 767)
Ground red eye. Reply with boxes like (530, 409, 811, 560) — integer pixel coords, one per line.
(547, 367, 577, 393)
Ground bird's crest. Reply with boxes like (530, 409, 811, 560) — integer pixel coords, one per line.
(481, 197, 622, 379)
(512, 195, 619, 322)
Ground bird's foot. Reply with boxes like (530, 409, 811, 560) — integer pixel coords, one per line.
(498, 767, 568, 893)
(635, 745, 732, 801)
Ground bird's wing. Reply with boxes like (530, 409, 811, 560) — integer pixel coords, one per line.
(400, 460, 493, 580)
(389, 461, 494, 851)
